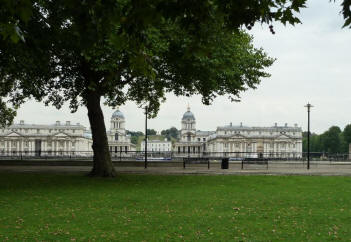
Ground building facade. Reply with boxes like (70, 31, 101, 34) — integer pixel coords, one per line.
(0, 120, 92, 156)
(173, 106, 302, 158)
(206, 122, 303, 158)
(141, 138, 172, 152)
(173, 106, 215, 155)
(0, 106, 303, 159)
(107, 108, 136, 156)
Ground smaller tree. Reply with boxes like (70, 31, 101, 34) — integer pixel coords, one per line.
(146, 129, 157, 136)
(127, 130, 144, 145)
(342, 124, 351, 144)
(322, 126, 342, 154)
(161, 127, 179, 140)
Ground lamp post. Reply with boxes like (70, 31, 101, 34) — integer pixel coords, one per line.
(304, 103, 313, 170)
(144, 106, 148, 169)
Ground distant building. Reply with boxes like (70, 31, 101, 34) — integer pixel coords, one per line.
(207, 122, 303, 158)
(141, 138, 172, 152)
(0, 120, 92, 156)
(107, 108, 136, 155)
(173, 106, 215, 155)
(173, 106, 302, 157)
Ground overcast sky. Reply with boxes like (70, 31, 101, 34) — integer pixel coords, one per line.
(15, 0, 351, 134)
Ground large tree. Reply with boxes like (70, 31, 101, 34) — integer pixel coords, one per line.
(1, 0, 334, 177)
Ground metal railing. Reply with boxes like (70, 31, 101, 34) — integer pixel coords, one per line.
(0, 150, 350, 161)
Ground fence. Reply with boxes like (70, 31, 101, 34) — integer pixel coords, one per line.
(0, 150, 349, 161)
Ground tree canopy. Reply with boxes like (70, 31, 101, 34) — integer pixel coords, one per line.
(303, 124, 351, 154)
(161, 127, 179, 141)
(3, 0, 350, 176)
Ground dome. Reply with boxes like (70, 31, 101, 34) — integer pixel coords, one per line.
(112, 109, 125, 119)
(182, 106, 195, 120)
(182, 111, 195, 120)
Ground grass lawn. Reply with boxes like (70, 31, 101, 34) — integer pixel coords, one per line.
(1, 173, 351, 241)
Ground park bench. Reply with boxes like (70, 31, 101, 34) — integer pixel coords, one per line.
(183, 157, 210, 169)
(241, 158, 269, 170)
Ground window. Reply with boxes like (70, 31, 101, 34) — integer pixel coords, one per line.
(73, 130, 75, 133)
(72, 142, 76, 147)
(115, 133, 119, 141)
(37, 129, 40, 134)
(198, 138, 200, 141)
(235, 143, 240, 148)
(203, 138, 206, 141)
(187, 135, 191, 141)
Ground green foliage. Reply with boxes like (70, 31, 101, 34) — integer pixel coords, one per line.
(0, 0, 32, 43)
(146, 129, 157, 136)
(0, 99, 16, 127)
(340, 0, 351, 28)
(2, 173, 351, 240)
(303, 125, 351, 153)
(343, 124, 351, 144)
(126, 130, 144, 145)
(161, 127, 179, 140)
(0, 1, 304, 124)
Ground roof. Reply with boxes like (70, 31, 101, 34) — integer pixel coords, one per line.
(141, 139, 171, 143)
(217, 124, 302, 132)
(207, 132, 301, 142)
(112, 109, 125, 119)
(196, 131, 215, 136)
(3, 123, 85, 130)
(182, 111, 195, 121)
(181, 105, 195, 121)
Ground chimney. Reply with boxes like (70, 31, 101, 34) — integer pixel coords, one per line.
(66, 121, 71, 126)
(274, 123, 277, 127)
(20, 120, 24, 125)
(230, 122, 232, 127)
(240, 122, 243, 127)
(56, 121, 60, 126)
(285, 123, 288, 127)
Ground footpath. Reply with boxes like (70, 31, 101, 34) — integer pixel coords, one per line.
(1, 163, 351, 176)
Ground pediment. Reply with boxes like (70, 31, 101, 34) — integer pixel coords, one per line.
(53, 132, 69, 137)
(6, 131, 22, 137)
(275, 133, 292, 139)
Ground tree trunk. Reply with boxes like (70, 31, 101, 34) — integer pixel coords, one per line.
(86, 90, 116, 177)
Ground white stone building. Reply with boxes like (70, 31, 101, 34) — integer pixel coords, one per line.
(141, 138, 172, 152)
(206, 122, 303, 158)
(107, 108, 136, 156)
(173, 106, 215, 155)
(0, 120, 92, 156)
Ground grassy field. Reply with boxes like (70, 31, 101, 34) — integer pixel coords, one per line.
(1, 174, 351, 241)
